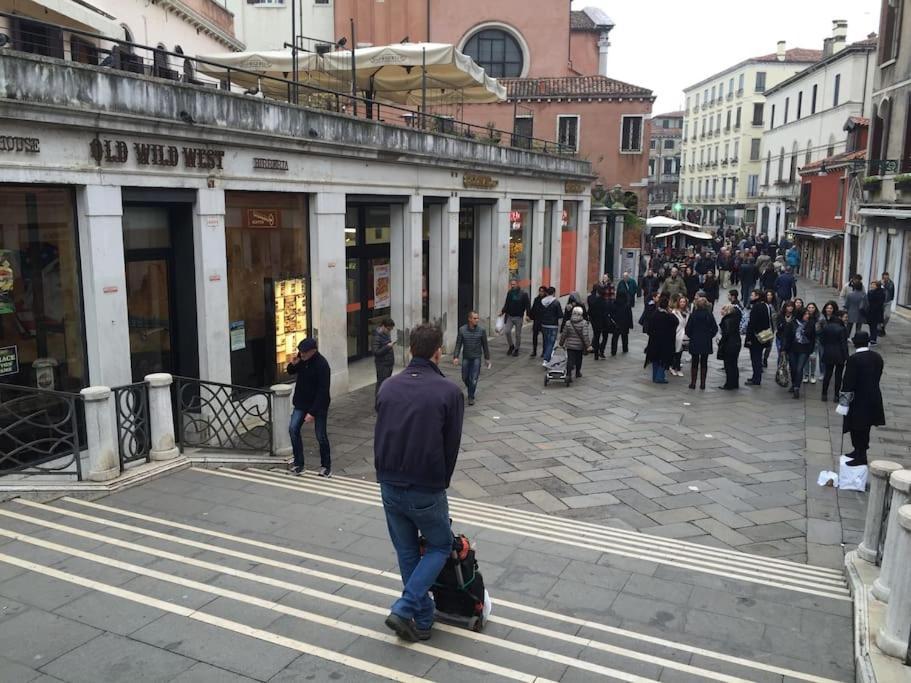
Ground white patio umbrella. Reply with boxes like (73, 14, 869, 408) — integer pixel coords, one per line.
(321, 42, 506, 106)
(645, 216, 681, 230)
(194, 50, 344, 98)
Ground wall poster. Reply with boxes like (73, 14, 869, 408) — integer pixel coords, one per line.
(373, 263, 390, 309)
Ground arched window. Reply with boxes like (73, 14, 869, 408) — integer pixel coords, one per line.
(777, 147, 785, 182)
(827, 133, 837, 158)
(789, 142, 799, 183)
(462, 28, 524, 77)
(121, 23, 134, 52)
(175, 45, 195, 81)
(805, 139, 812, 165)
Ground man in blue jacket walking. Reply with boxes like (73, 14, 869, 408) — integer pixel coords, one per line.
(375, 324, 465, 642)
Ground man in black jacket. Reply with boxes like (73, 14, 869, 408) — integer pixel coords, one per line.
(839, 331, 885, 466)
(287, 338, 331, 476)
(744, 290, 773, 386)
(501, 279, 531, 356)
(372, 318, 396, 405)
(375, 324, 465, 642)
(738, 257, 757, 306)
(528, 286, 547, 357)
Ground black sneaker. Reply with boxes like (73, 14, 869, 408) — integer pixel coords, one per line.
(506, 346, 515, 355)
(415, 626, 432, 641)
(512, 349, 520, 357)
(468, 397, 475, 406)
(292, 466, 304, 476)
(529, 351, 537, 357)
(317, 467, 331, 478)
(385, 613, 419, 642)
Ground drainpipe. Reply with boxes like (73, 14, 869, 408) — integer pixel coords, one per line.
(426, 0, 430, 42)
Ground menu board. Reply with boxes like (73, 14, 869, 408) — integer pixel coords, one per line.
(274, 278, 308, 369)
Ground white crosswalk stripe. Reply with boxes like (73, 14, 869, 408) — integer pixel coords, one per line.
(206, 466, 850, 601)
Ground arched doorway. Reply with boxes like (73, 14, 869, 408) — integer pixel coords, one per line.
(761, 206, 770, 234)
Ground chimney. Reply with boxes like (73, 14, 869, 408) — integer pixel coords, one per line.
(598, 31, 610, 76)
(832, 19, 848, 54)
(776, 40, 787, 61)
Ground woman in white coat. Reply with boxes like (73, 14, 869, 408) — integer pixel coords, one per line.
(670, 296, 689, 377)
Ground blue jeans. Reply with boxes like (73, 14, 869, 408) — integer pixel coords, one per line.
(652, 361, 667, 383)
(289, 409, 331, 469)
(541, 326, 558, 361)
(460, 357, 481, 400)
(790, 351, 809, 390)
(379, 483, 452, 629)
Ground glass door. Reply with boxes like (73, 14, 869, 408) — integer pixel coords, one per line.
(125, 257, 173, 381)
(345, 205, 392, 360)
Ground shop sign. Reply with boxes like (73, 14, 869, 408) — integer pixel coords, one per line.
(0, 346, 18, 376)
(373, 264, 390, 309)
(253, 158, 289, 171)
(0, 135, 40, 154)
(463, 173, 499, 190)
(509, 210, 523, 232)
(564, 181, 587, 194)
(245, 209, 281, 228)
(0, 250, 14, 314)
(89, 137, 225, 170)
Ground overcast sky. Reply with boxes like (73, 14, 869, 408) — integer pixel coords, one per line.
(574, 0, 882, 114)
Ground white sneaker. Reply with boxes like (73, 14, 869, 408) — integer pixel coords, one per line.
(803, 376, 809, 384)
(542, 361, 549, 367)
(810, 376, 817, 384)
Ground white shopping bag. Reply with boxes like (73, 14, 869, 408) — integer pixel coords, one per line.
(838, 455, 868, 492)
(494, 315, 505, 335)
(482, 589, 493, 620)
(817, 470, 839, 487)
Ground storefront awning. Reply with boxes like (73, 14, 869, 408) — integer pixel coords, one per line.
(791, 227, 842, 240)
(859, 207, 911, 219)
(653, 229, 713, 240)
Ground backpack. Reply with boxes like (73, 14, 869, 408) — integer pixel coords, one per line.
(739, 308, 750, 336)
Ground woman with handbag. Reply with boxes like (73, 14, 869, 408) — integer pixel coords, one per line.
(671, 296, 690, 377)
(788, 309, 816, 399)
(644, 294, 678, 384)
(559, 306, 592, 381)
(745, 289, 775, 386)
(685, 297, 719, 390)
(717, 304, 742, 390)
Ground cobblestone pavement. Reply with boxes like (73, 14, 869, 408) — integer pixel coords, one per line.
(0, 467, 854, 682)
(325, 277, 911, 569)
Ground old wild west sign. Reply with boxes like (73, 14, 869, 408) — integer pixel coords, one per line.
(245, 209, 281, 228)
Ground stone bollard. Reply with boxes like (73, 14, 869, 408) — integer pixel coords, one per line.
(872, 470, 911, 602)
(80, 386, 119, 482)
(858, 461, 904, 563)
(146, 373, 179, 461)
(876, 504, 911, 660)
(270, 384, 293, 457)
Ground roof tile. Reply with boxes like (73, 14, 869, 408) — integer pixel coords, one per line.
(503, 76, 653, 99)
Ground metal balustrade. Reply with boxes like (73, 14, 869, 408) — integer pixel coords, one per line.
(174, 377, 273, 453)
(112, 382, 151, 471)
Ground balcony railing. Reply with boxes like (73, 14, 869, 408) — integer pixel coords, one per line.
(1, 11, 575, 158)
(868, 159, 901, 176)
(737, 88, 744, 96)
(727, 93, 734, 101)
(751, 119, 764, 127)
(721, 159, 729, 166)
(731, 157, 739, 164)
(734, 124, 741, 131)
(715, 128, 721, 136)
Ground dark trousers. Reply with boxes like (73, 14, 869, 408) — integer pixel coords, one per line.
(591, 326, 605, 358)
(611, 331, 629, 356)
(869, 321, 880, 344)
(849, 427, 871, 463)
(290, 409, 330, 470)
(822, 362, 844, 397)
(749, 344, 765, 384)
(790, 351, 809, 390)
(531, 322, 543, 353)
(672, 350, 683, 371)
(723, 355, 739, 388)
(567, 349, 583, 377)
(375, 364, 393, 402)
(460, 357, 481, 400)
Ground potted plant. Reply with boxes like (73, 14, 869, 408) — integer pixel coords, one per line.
(893, 173, 911, 190)
(862, 176, 883, 189)
(483, 121, 502, 145)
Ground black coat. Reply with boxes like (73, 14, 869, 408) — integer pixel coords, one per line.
(529, 295, 545, 324)
(287, 352, 331, 414)
(589, 295, 609, 330)
(609, 298, 633, 333)
(790, 318, 817, 354)
(645, 309, 678, 365)
(746, 301, 774, 347)
(684, 274, 700, 300)
(818, 319, 848, 365)
(777, 316, 796, 352)
(866, 288, 886, 326)
(717, 310, 742, 360)
(739, 263, 757, 288)
(842, 350, 886, 432)
(685, 308, 719, 356)
(702, 276, 720, 303)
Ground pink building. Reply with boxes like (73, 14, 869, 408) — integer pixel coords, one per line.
(334, 2, 655, 207)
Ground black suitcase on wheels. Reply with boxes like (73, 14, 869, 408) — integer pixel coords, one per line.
(421, 533, 489, 631)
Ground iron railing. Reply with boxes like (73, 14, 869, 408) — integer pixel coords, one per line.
(876, 484, 893, 566)
(0, 11, 574, 157)
(0, 384, 83, 479)
(174, 377, 273, 453)
(112, 382, 151, 471)
(868, 159, 901, 176)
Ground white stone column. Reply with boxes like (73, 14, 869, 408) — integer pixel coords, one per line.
(476, 202, 509, 330)
(872, 470, 911, 602)
(146, 373, 179, 461)
(390, 196, 423, 364)
(192, 188, 230, 384)
(575, 197, 592, 295)
(859, 461, 904, 563)
(876, 504, 911, 659)
(531, 200, 545, 293)
(270, 384, 293, 457)
(309, 193, 349, 396)
(76, 185, 131, 388)
(80, 386, 119, 481)
(613, 213, 626, 280)
(440, 197, 460, 351)
(550, 199, 563, 294)
(476, 204, 495, 327)
(427, 202, 445, 328)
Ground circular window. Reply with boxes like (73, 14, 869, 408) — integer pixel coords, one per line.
(462, 28, 524, 78)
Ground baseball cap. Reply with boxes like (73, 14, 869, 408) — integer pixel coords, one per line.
(298, 338, 317, 353)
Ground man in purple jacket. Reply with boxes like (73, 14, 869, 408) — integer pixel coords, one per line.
(375, 324, 465, 642)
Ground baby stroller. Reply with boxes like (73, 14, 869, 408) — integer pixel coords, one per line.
(544, 346, 572, 387)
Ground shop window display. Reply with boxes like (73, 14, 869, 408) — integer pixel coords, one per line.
(560, 201, 579, 295)
(225, 192, 310, 388)
(0, 186, 86, 392)
(509, 200, 533, 288)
